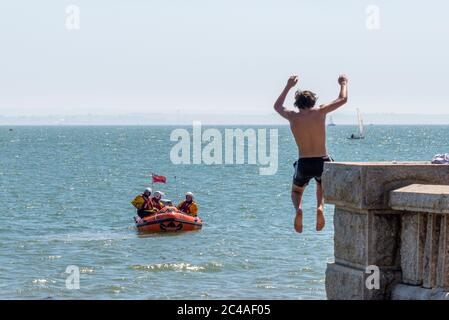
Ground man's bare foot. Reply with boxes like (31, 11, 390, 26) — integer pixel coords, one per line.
(294, 209, 303, 233)
(316, 206, 325, 231)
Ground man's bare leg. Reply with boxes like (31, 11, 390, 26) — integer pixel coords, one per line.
(316, 181, 325, 231)
(291, 184, 305, 233)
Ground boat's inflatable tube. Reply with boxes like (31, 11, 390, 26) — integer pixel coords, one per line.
(135, 206, 202, 232)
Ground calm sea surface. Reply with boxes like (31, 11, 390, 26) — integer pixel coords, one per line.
(1, 125, 448, 299)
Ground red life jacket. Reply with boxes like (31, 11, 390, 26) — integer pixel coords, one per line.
(179, 201, 192, 213)
(153, 199, 163, 210)
(142, 196, 154, 210)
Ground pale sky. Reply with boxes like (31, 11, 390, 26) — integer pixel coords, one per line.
(1, 0, 448, 117)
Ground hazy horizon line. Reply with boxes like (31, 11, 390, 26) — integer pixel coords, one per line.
(2, 111, 449, 117)
(3, 124, 449, 126)
(2, 112, 449, 125)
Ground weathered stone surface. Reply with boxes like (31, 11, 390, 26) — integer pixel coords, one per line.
(326, 263, 364, 300)
(390, 184, 449, 214)
(323, 162, 449, 299)
(368, 213, 401, 268)
(400, 213, 426, 285)
(333, 208, 400, 268)
(334, 208, 367, 266)
(323, 162, 449, 210)
(322, 163, 364, 209)
(392, 284, 449, 300)
(437, 215, 449, 289)
(423, 214, 441, 288)
(378, 267, 403, 300)
(326, 263, 401, 300)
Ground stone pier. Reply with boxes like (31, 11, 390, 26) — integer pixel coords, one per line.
(322, 162, 449, 300)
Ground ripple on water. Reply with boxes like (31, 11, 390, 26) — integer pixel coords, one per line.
(32, 279, 56, 285)
(44, 255, 62, 260)
(129, 262, 223, 273)
(80, 267, 95, 273)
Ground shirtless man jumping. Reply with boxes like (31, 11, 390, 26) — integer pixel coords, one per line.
(274, 74, 348, 233)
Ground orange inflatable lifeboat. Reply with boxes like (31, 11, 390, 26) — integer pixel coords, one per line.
(135, 206, 202, 233)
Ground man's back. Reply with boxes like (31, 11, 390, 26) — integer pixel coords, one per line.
(289, 108, 327, 158)
(273, 74, 348, 233)
(274, 75, 348, 158)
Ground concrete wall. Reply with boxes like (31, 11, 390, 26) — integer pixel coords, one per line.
(322, 162, 449, 300)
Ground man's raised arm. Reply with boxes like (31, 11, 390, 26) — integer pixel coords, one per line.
(319, 74, 349, 114)
(274, 75, 298, 120)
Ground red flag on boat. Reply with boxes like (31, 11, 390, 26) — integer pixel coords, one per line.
(152, 174, 167, 183)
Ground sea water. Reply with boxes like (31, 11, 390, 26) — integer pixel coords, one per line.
(0, 125, 447, 299)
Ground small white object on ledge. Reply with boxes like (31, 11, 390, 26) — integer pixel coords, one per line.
(431, 154, 449, 164)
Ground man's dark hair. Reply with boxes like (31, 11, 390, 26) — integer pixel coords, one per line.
(294, 90, 317, 109)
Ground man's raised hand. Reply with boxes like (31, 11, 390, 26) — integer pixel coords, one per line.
(338, 74, 348, 86)
(287, 75, 299, 89)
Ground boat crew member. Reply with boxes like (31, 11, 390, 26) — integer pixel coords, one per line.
(177, 192, 198, 217)
(152, 191, 165, 211)
(131, 187, 156, 218)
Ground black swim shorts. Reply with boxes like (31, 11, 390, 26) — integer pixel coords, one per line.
(292, 155, 334, 187)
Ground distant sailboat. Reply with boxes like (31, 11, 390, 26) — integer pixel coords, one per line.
(349, 108, 365, 139)
(327, 116, 336, 127)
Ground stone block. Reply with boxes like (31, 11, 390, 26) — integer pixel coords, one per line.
(326, 263, 401, 300)
(392, 284, 449, 300)
(368, 213, 401, 268)
(423, 214, 442, 288)
(334, 208, 367, 266)
(390, 184, 449, 214)
(333, 208, 400, 268)
(437, 215, 449, 289)
(400, 213, 426, 285)
(323, 162, 449, 299)
(325, 263, 364, 300)
(323, 162, 449, 210)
